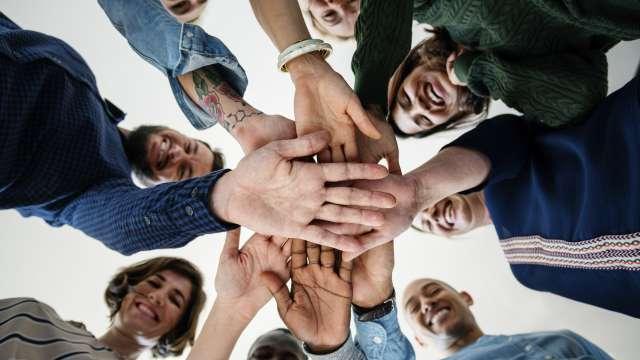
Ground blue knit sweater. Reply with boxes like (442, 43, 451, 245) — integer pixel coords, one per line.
(448, 76, 640, 319)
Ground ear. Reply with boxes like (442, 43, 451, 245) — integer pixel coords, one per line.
(460, 291, 474, 306)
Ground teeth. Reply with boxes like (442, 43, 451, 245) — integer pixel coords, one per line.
(432, 308, 450, 325)
(428, 85, 444, 105)
(138, 303, 157, 321)
(160, 140, 168, 152)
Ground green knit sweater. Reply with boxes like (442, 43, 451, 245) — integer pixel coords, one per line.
(353, 0, 640, 127)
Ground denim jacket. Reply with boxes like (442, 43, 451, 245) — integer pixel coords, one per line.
(98, 0, 248, 129)
(306, 303, 415, 360)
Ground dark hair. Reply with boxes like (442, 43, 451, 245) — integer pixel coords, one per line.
(123, 125, 225, 185)
(104, 257, 206, 357)
(387, 28, 490, 138)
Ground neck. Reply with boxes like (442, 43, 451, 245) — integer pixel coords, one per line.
(98, 326, 148, 360)
(442, 326, 484, 356)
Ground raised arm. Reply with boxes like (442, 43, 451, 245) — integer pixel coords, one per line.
(249, 0, 381, 162)
(188, 229, 291, 360)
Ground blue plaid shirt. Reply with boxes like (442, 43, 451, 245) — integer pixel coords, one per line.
(0, 13, 235, 255)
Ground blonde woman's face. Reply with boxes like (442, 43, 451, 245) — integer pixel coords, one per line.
(114, 270, 192, 341)
(308, 0, 360, 38)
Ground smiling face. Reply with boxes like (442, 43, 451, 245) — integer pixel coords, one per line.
(308, 0, 360, 38)
(160, 0, 208, 23)
(113, 270, 192, 342)
(403, 279, 479, 350)
(391, 65, 463, 135)
(413, 192, 490, 237)
(146, 129, 215, 182)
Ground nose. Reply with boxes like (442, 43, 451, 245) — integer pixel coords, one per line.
(419, 296, 435, 314)
(148, 290, 164, 306)
(167, 144, 186, 163)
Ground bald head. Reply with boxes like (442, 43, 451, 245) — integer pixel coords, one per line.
(402, 278, 481, 353)
(247, 328, 307, 360)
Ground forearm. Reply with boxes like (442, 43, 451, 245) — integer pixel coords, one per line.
(187, 298, 257, 360)
(178, 68, 262, 147)
(352, 0, 412, 110)
(249, 0, 310, 52)
(407, 147, 490, 211)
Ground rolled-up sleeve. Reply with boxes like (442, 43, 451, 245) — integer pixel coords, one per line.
(59, 170, 237, 255)
(97, 0, 248, 129)
(353, 305, 415, 360)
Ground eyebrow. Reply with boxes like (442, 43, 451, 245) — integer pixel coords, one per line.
(404, 282, 439, 308)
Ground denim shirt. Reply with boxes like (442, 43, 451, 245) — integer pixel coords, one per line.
(306, 304, 415, 360)
(448, 331, 613, 360)
(98, 0, 248, 129)
(0, 12, 235, 254)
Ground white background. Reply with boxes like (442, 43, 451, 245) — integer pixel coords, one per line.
(1, 1, 639, 359)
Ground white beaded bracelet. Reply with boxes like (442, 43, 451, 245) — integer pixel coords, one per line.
(277, 39, 333, 72)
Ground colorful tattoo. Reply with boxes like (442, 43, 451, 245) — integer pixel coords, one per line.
(192, 67, 262, 132)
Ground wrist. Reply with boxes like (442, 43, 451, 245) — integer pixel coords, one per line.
(210, 171, 236, 224)
(231, 112, 263, 153)
(306, 337, 347, 354)
(287, 52, 330, 83)
(353, 282, 394, 309)
(213, 297, 260, 323)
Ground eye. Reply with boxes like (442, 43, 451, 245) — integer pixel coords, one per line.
(430, 287, 442, 296)
(147, 280, 160, 288)
(418, 115, 433, 128)
(170, 295, 182, 308)
(399, 90, 410, 109)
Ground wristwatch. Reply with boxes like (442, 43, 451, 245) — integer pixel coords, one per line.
(353, 290, 396, 322)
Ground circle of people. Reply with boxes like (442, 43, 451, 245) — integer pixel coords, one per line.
(1, 0, 639, 359)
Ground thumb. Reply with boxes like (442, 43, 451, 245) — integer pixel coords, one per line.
(222, 228, 241, 255)
(347, 96, 382, 139)
(260, 271, 292, 317)
(386, 150, 402, 175)
(274, 131, 331, 159)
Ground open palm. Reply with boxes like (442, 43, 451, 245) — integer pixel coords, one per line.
(262, 239, 353, 352)
(215, 229, 291, 314)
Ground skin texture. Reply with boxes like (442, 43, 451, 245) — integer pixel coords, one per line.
(186, 229, 292, 360)
(353, 107, 401, 174)
(352, 241, 395, 308)
(414, 192, 491, 237)
(402, 279, 483, 356)
(307, 0, 360, 38)
(100, 270, 193, 358)
(249, 0, 381, 162)
(391, 65, 463, 135)
(262, 238, 353, 353)
(145, 129, 214, 182)
(160, 0, 208, 23)
(210, 131, 397, 252)
(178, 67, 297, 155)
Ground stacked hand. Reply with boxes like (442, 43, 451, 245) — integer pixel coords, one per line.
(262, 239, 353, 353)
(355, 106, 401, 174)
(214, 229, 291, 319)
(290, 54, 381, 162)
(211, 131, 397, 252)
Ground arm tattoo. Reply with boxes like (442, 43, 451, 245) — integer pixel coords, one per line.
(192, 67, 262, 132)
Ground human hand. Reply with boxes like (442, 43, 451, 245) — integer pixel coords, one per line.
(289, 54, 381, 162)
(235, 114, 297, 154)
(354, 106, 401, 174)
(214, 229, 291, 318)
(261, 239, 353, 353)
(210, 131, 397, 252)
(352, 241, 395, 308)
(341, 174, 419, 260)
